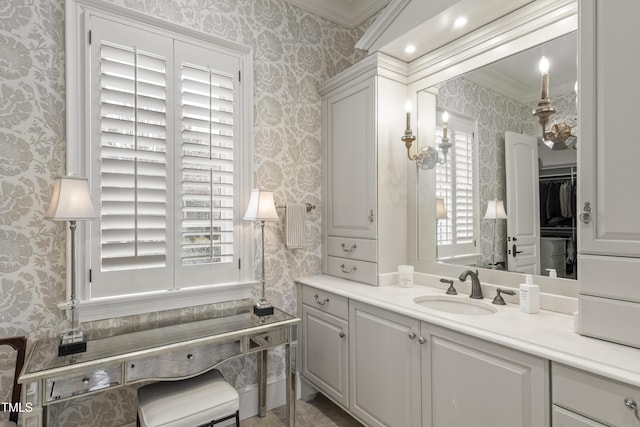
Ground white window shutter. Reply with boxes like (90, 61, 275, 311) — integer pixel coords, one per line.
(174, 41, 241, 286)
(89, 17, 175, 298)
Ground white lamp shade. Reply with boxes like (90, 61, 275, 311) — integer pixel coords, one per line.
(484, 199, 507, 220)
(243, 189, 279, 221)
(436, 198, 448, 220)
(46, 176, 99, 221)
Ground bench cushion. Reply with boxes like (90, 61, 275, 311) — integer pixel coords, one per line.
(138, 369, 239, 427)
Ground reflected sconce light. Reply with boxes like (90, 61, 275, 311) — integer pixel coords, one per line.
(483, 199, 507, 269)
(533, 56, 577, 150)
(402, 103, 451, 169)
(243, 189, 279, 317)
(46, 176, 100, 356)
(436, 198, 448, 220)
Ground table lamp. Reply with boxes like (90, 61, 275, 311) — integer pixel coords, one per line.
(46, 176, 99, 356)
(484, 199, 507, 269)
(243, 189, 279, 316)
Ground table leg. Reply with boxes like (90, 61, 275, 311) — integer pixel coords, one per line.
(258, 350, 267, 417)
(286, 342, 296, 427)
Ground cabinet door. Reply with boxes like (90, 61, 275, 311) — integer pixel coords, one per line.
(579, 0, 640, 256)
(302, 304, 348, 407)
(349, 301, 421, 427)
(325, 77, 376, 239)
(424, 324, 549, 427)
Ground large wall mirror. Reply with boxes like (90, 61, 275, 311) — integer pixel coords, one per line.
(407, 0, 578, 294)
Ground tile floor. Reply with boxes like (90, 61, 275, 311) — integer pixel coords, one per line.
(241, 394, 363, 427)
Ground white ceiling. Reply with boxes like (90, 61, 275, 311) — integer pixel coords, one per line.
(464, 31, 577, 103)
(284, 0, 389, 28)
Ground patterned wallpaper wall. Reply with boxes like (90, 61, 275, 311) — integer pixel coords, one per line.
(0, 0, 370, 425)
(436, 77, 576, 267)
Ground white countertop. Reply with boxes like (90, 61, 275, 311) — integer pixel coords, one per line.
(296, 274, 640, 388)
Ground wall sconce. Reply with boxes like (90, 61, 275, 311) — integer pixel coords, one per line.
(533, 56, 577, 150)
(402, 103, 451, 169)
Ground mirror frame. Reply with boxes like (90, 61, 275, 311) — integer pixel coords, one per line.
(406, 0, 579, 296)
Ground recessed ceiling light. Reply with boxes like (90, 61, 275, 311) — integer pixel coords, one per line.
(453, 16, 468, 29)
(405, 44, 416, 54)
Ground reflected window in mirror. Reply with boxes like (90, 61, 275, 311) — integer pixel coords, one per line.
(435, 110, 479, 262)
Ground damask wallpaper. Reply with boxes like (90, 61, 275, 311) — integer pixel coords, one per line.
(0, 0, 371, 424)
(436, 76, 577, 267)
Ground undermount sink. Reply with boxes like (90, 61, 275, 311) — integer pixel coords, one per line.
(413, 295, 497, 315)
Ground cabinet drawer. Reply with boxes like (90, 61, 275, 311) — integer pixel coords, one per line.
(327, 256, 377, 286)
(302, 286, 348, 319)
(580, 254, 640, 302)
(126, 339, 242, 383)
(247, 327, 288, 353)
(45, 363, 122, 403)
(579, 295, 640, 348)
(327, 236, 376, 262)
(553, 363, 640, 426)
(553, 405, 607, 427)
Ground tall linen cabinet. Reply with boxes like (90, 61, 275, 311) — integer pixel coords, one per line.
(577, 0, 640, 348)
(320, 53, 408, 285)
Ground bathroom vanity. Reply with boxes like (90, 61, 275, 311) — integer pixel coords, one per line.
(297, 276, 640, 427)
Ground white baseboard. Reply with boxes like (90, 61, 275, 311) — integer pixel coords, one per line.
(119, 376, 289, 427)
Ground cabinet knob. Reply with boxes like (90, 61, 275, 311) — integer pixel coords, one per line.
(82, 377, 90, 386)
(624, 398, 640, 422)
(339, 331, 345, 338)
(418, 336, 426, 344)
(579, 202, 592, 224)
(187, 353, 194, 360)
(368, 210, 375, 223)
(408, 332, 416, 340)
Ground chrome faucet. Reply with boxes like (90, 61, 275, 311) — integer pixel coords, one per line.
(459, 269, 483, 299)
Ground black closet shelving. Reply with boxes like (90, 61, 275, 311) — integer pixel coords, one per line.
(539, 165, 577, 278)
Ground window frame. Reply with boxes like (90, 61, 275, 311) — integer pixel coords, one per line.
(434, 110, 480, 262)
(65, 0, 255, 321)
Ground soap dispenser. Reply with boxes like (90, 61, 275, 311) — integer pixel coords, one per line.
(519, 274, 540, 314)
(546, 268, 557, 278)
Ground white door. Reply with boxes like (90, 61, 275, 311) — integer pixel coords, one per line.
(349, 302, 421, 427)
(578, 0, 640, 257)
(505, 131, 540, 274)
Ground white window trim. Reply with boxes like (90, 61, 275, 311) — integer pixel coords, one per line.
(64, 0, 255, 322)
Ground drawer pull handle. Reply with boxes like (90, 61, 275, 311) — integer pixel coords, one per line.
(264, 336, 271, 342)
(625, 398, 640, 422)
(314, 294, 329, 305)
(340, 264, 357, 274)
(339, 331, 345, 338)
(187, 353, 194, 360)
(340, 243, 357, 253)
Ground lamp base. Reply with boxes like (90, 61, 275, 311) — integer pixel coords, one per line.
(58, 331, 87, 356)
(253, 299, 274, 317)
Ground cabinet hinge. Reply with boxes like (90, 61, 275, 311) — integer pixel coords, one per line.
(88, 30, 92, 45)
(238, 70, 241, 82)
(238, 258, 241, 269)
(89, 269, 92, 283)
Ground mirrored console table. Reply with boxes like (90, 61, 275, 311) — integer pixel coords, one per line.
(19, 307, 299, 427)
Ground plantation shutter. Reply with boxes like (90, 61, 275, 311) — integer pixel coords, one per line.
(435, 113, 477, 259)
(89, 17, 175, 297)
(174, 41, 241, 286)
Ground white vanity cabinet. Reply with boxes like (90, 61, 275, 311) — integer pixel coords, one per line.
(301, 287, 349, 407)
(423, 323, 549, 427)
(320, 53, 408, 286)
(552, 363, 640, 427)
(349, 301, 422, 427)
(578, 0, 640, 348)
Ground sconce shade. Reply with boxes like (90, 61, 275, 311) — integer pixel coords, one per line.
(46, 176, 99, 221)
(483, 199, 507, 220)
(436, 198, 448, 220)
(243, 189, 279, 221)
